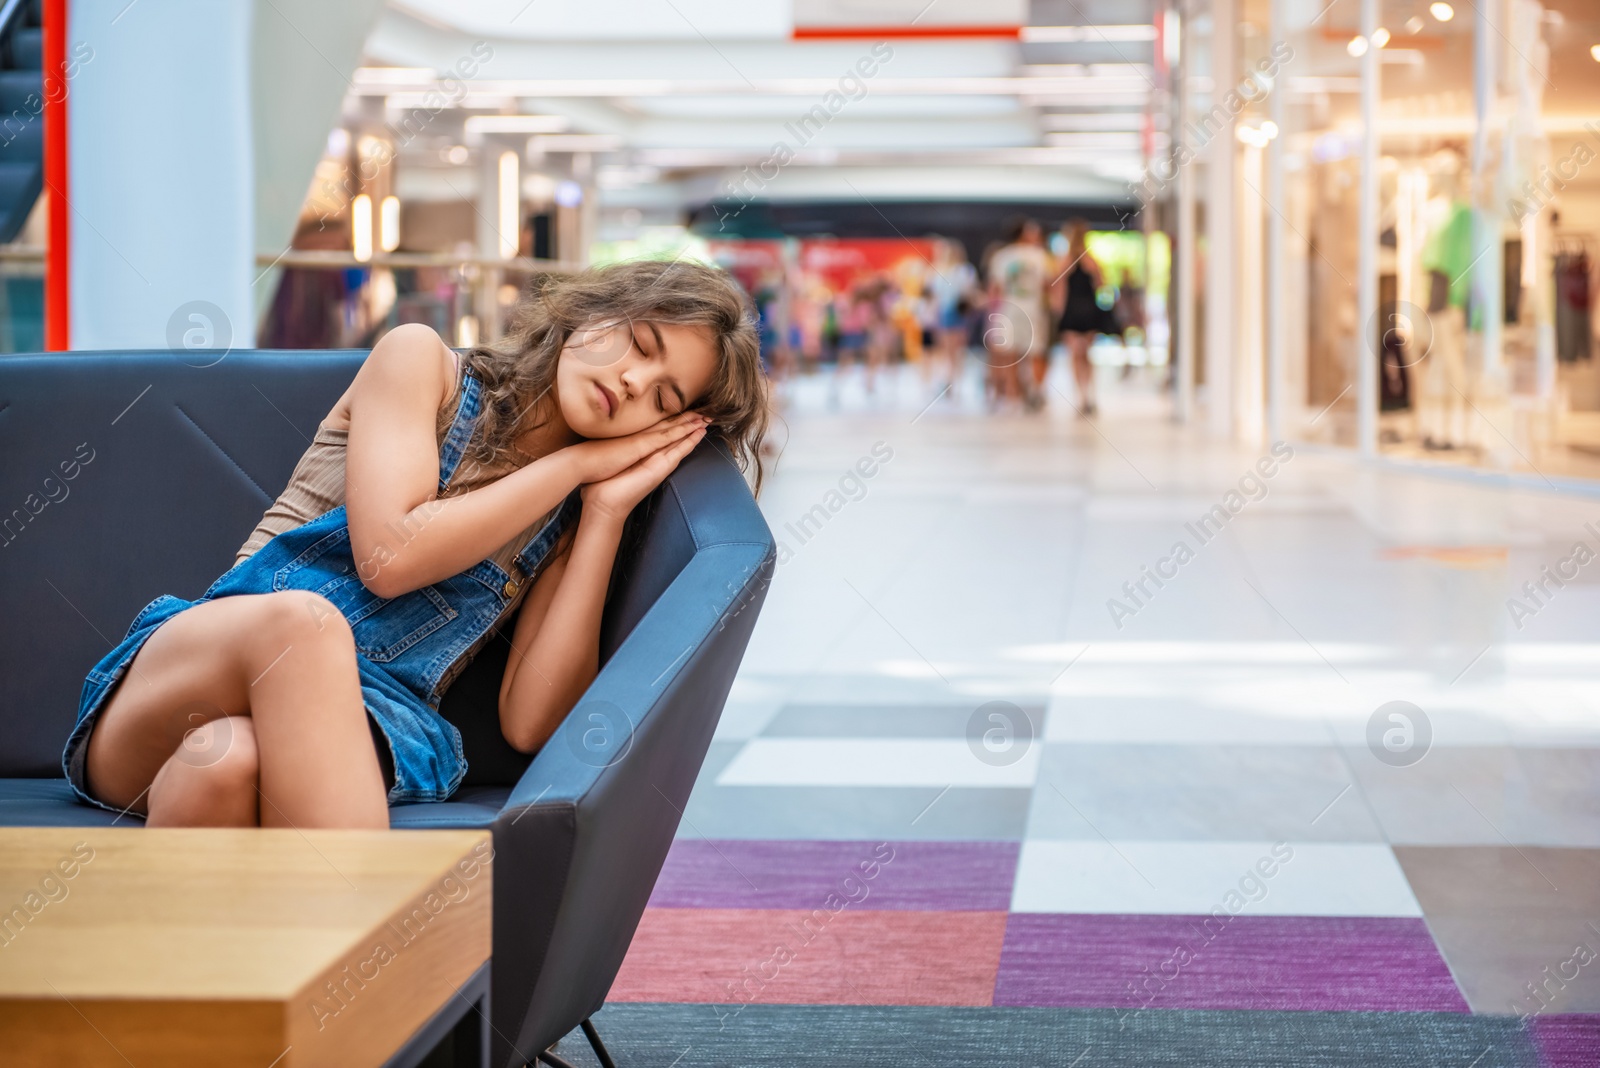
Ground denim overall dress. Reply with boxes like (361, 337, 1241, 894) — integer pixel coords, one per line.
(62, 366, 581, 811)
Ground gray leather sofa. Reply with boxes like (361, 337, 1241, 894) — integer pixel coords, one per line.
(0, 348, 775, 1067)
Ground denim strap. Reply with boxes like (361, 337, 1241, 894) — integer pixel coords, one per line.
(436, 367, 483, 495)
(512, 490, 583, 576)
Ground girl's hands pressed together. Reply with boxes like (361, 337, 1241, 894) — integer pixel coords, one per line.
(579, 419, 709, 522)
(562, 410, 710, 486)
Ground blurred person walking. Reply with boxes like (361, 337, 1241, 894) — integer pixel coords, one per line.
(862, 274, 897, 396)
(985, 218, 1051, 411)
(1055, 219, 1105, 416)
(926, 238, 977, 400)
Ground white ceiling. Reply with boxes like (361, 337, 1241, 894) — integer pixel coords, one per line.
(362, 1, 1153, 204)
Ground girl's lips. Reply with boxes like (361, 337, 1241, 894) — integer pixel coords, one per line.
(595, 381, 616, 417)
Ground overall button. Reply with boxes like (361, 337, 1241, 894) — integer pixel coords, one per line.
(502, 578, 518, 597)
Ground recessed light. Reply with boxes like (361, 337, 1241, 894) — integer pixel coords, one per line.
(1591, 43, 1600, 62)
(1348, 35, 1370, 56)
(1430, 2, 1454, 22)
(1404, 15, 1424, 33)
(1371, 27, 1391, 47)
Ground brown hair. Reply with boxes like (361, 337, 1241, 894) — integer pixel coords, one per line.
(457, 258, 770, 495)
(1065, 218, 1089, 260)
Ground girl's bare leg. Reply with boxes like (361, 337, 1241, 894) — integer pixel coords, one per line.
(1069, 332, 1095, 410)
(145, 716, 259, 827)
(84, 590, 389, 829)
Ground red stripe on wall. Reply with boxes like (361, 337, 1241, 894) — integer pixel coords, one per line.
(43, 0, 69, 350)
(792, 24, 1020, 39)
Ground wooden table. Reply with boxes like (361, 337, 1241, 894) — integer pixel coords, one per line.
(0, 827, 492, 1068)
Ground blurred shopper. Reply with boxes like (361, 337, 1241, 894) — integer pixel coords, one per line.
(986, 217, 1051, 411)
(1056, 219, 1104, 416)
(862, 274, 897, 396)
(926, 238, 977, 400)
(260, 218, 353, 349)
(830, 280, 870, 405)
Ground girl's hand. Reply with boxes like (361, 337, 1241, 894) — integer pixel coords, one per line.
(561, 411, 709, 484)
(579, 424, 708, 522)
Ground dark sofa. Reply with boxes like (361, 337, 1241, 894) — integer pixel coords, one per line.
(0, 348, 776, 1067)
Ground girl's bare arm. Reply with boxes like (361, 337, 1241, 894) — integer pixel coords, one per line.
(496, 423, 706, 753)
(342, 324, 702, 598)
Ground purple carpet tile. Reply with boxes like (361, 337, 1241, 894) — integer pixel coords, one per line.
(1531, 1014, 1600, 1068)
(647, 839, 1019, 911)
(992, 913, 1470, 1013)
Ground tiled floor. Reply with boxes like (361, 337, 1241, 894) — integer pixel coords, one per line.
(605, 362, 1600, 1065)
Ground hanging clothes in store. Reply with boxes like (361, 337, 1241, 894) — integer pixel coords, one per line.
(1555, 247, 1592, 363)
(1416, 199, 1475, 449)
(1421, 201, 1475, 310)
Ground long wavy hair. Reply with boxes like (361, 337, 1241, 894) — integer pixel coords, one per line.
(456, 258, 770, 495)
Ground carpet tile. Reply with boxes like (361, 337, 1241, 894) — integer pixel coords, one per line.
(582, 1004, 1546, 1068)
(1011, 840, 1424, 917)
(992, 913, 1469, 1012)
(715, 738, 1040, 787)
(609, 908, 1009, 1007)
(677, 784, 1033, 840)
(1529, 1014, 1600, 1068)
(647, 839, 1018, 911)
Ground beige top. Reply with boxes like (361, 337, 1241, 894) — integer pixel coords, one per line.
(234, 350, 561, 593)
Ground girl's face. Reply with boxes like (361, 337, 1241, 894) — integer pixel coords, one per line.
(555, 318, 719, 439)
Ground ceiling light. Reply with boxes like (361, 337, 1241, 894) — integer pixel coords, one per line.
(463, 115, 569, 135)
(379, 195, 400, 253)
(497, 151, 519, 260)
(1429, 2, 1454, 21)
(353, 66, 435, 86)
(1039, 112, 1145, 131)
(1404, 15, 1424, 33)
(351, 193, 373, 263)
(1591, 43, 1600, 62)
(1371, 27, 1390, 47)
(554, 180, 584, 208)
(526, 134, 623, 153)
(1019, 24, 1157, 43)
(1347, 35, 1369, 56)
(445, 145, 469, 164)
(1260, 120, 1279, 139)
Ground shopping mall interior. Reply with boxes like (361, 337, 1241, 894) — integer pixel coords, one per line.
(1, 0, 1599, 1065)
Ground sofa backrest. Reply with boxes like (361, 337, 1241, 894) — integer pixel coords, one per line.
(0, 350, 382, 775)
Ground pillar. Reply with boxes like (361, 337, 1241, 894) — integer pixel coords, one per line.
(1204, 0, 1236, 438)
(67, 0, 254, 350)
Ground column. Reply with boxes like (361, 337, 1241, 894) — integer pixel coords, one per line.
(67, 0, 254, 349)
(1356, 0, 1380, 456)
(1204, 0, 1236, 438)
(1174, 0, 1196, 424)
(1264, 0, 1286, 442)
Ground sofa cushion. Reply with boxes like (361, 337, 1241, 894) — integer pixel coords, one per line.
(0, 776, 513, 829)
(0, 777, 129, 826)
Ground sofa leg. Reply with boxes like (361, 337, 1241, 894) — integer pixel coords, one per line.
(535, 1022, 616, 1068)
(581, 1018, 618, 1068)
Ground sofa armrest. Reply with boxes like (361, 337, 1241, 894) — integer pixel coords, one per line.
(487, 540, 774, 1065)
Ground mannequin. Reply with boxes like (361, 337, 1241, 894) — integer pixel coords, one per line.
(1417, 144, 1473, 450)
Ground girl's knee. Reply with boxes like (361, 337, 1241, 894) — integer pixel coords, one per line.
(175, 715, 256, 774)
(252, 590, 353, 648)
(149, 716, 260, 826)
